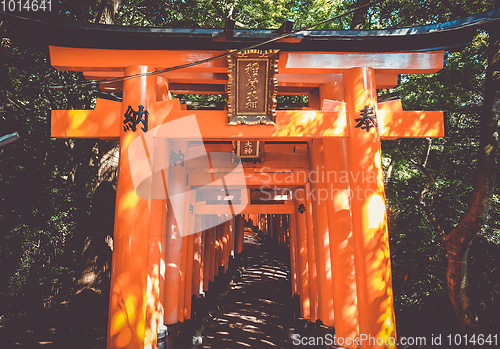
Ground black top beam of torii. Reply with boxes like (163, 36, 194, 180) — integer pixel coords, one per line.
(1, 7, 499, 52)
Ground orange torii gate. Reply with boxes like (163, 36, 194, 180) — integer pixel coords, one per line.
(49, 48, 443, 349)
(23, 9, 499, 348)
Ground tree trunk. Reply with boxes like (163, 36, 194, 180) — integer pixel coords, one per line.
(93, 0, 122, 24)
(444, 238, 479, 333)
(350, 0, 370, 29)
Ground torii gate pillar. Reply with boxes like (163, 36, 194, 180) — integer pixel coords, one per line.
(107, 65, 157, 349)
(344, 67, 396, 348)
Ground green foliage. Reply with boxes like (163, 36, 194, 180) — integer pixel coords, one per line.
(0, 36, 112, 316)
(376, 0, 497, 28)
(383, 27, 500, 331)
(90, 0, 348, 29)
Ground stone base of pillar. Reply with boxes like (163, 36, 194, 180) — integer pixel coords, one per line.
(157, 319, 205, 349)
(315, 320, 335, 349)
(289, 318, 335, 349)
(157, 322, 182, 349)
(178, 319, 196, 348)
(191, 294, 206, 323)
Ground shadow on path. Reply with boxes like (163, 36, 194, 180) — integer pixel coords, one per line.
(202, 230, 294, 349)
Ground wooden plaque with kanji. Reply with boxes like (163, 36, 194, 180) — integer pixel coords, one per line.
(227, 49, 279, 125)
(233, 140, 264, 162)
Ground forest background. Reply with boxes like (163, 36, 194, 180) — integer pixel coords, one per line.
(0, 0, 499, 348)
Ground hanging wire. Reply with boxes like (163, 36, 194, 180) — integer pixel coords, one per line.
(11, 0, 383, 90)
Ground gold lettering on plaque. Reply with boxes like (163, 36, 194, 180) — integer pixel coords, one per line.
(245, 62, 259, 110)
(244, 141, 254, 155)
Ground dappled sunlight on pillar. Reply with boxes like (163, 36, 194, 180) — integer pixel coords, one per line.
(309, 139, 335, 326)
(363, 193, 395, 348)
(343, 66, 397, 348)
(364, 194, 386, 233)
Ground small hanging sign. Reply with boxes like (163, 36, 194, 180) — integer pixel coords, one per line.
(227, 49, 279, 125)
(233, 140, 264, 162)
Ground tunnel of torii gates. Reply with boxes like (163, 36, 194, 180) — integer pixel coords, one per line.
(23, 7, 497, 349)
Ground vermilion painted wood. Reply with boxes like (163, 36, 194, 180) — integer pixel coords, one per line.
(93, 73, 398, 93)
(202, 217, 212, 292)
(198, 225, 206, 294)
(305, 182, 319, 322)
(308, 139, 335, 327)
(234, 215, 244, 254)
(273, 215, 279, 242)
(51, 102, 443, 141)
(223, 220, 230, 272)
(280, 51, 444, 74)
(280, 215, 285, 244)
(267, 214, 274, 239)
(215, 219, 224, 276)
(51, 97, 180, 138)
(213, 220, 220, 279)
(217, 217, 224, 277)
(294, 196, 310, 319)
(223, 220, 228, 271)
(188, 171, 308, 187)
(146, 198, 165, 349)
(95, 79, 397, 94)
(224, 217, 232, 273)
(52, 108, 347, 139)
(378, 99, 444, 139)
(162, 141, 189, 326)
(274, 215, 279, 243)
(183, 233, 195, 320)
(281, 215, 286, 244)
(216, 221, 223, 275)
(195, 204, 294, 215)
(192, 229, 202, 296)
(49, 46, 444, 74)
(177, 235, 188, 323)
(289, 213, 299, 295)
(208, 220, 216, 284)
(229, 217, 235, 263)
(320, 83, 360, 347)
(106, 65, 157, 349)
(179, 190, 196, 321)
(343, 67, 396, 349)
(232, 217, 236, 255)
(51, 98, 121, 138)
